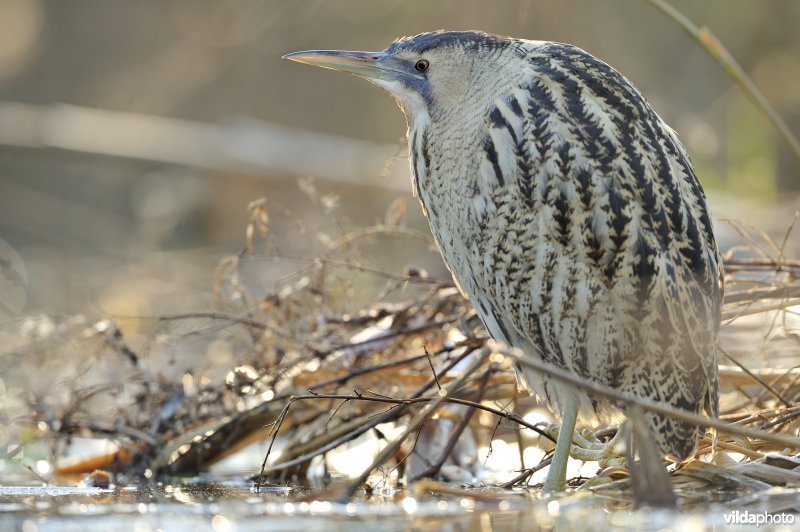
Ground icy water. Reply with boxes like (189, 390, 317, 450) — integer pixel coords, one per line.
(1, 479, 797, 531)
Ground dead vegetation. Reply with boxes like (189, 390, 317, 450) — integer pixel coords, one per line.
(2, 195, 799, 509)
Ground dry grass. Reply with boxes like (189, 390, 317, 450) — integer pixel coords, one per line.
(2, 195, 798, 510)
(5, 4, 800, 498)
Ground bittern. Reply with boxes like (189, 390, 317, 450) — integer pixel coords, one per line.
(285, 31, 722, 493)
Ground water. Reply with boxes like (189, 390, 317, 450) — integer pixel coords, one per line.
(2, 478, 797, 531)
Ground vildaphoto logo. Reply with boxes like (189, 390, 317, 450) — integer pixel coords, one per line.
(724, 510, 795, 527)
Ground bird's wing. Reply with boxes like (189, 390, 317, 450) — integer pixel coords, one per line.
(475, 43, 721, 417)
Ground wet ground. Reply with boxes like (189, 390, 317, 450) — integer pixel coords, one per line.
(1, 477, 798, 531)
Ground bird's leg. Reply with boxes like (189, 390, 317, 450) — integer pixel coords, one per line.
(542, 398, 579, 493)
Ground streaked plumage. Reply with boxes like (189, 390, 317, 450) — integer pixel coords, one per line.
(286, 30, 722, 489)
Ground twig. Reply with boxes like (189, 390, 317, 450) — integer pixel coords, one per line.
(724, 286, 800, 305)
(778, 212, 800, 264)
(161, 341, 484, 474)
(0, 443, 26, 461)
(423, 345, 441, 390)
(24, 464, 49, 485)
(513, 396, 526, 472)
(759, 409, 800, 432)
(723, 405, 800, 425)
(255, 385, 554, 481)
(291, 394, 550, 436)
(484, 418, 504, 465)
(158, 312, 270, 330)
(252, 253, 450, 286)
(325, 399, 350, 428)
(695, 439, 764, 460)
(58, 422, 159, 447)
(334, 347, 492, 502)
(496, 342, 800, 448)
(499, 457, 552, 489)
(646, 0, 800, 165)
(156, 311, 318, 352)
(327, 225, 434, 252)
(719, 346, 791, 407)
(254, 347, 482, 479)
(308, 342, 477, 391)
(408, 364, 495, 482)
(385, 424, 427, 486)
(722, 298, 800, 322)
(722, 257, 800, 275)
(312, 316, 460, 358)
(255, 401, 293, 491)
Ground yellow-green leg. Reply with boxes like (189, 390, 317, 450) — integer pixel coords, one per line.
(542, 398, 578, 493)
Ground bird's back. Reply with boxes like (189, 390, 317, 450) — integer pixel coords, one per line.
(410, 39, 722, 460)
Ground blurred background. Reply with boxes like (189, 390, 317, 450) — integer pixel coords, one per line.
(0, 0, 798, 321)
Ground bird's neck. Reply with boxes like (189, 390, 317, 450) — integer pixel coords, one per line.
(406, 112, 483, 202)
(406, 111, 484, 279)
(405, 112, 432, 208)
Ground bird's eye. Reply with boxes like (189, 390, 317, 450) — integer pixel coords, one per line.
(414, 59, 429, 72)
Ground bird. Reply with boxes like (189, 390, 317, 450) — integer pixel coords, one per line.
(284, 30, 723, 493)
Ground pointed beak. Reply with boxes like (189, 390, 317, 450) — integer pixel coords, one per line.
(283, 50, 418, 82)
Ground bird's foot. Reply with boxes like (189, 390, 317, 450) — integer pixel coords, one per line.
(541, 423, 627, 468)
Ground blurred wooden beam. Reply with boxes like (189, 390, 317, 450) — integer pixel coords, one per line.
(0, 102, 410, 190)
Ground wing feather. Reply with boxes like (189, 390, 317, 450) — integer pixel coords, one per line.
(470, 42, 721, 455)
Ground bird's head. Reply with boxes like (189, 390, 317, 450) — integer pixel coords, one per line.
(284, 31, 526, 125)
